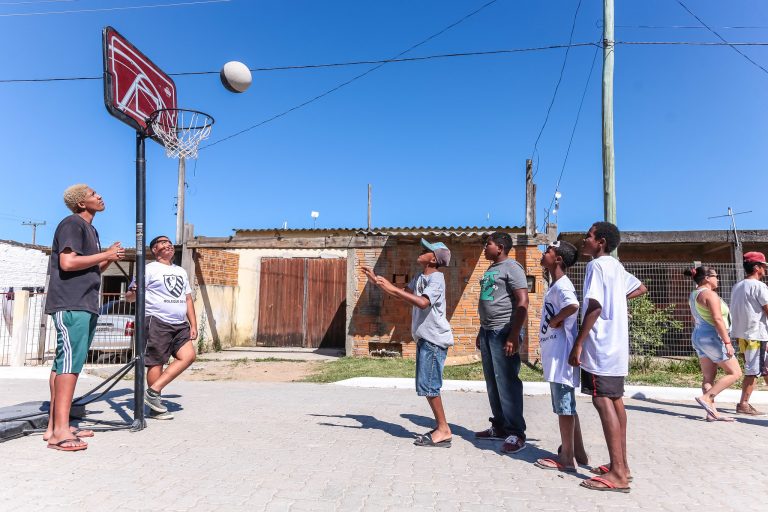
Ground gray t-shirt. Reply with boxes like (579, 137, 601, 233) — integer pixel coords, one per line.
(407, 271, 454, 348)
(730, 278, 768, 341)
(478, 258, 528, 329)
(45, 214, 102, 315)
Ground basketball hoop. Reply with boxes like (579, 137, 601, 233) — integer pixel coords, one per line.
(147, 108, 214, 159)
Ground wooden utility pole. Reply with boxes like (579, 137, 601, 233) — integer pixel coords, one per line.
(525, 159, 536, 237)
(22, 220, 45, 245)
(602, 0, 616, 225)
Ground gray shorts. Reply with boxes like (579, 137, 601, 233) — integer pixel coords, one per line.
(144, 316, 191, 367)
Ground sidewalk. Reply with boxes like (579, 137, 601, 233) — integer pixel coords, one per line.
(2, 376, 765, 511)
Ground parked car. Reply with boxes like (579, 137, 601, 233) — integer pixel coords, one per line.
(91, 299, 135, 360)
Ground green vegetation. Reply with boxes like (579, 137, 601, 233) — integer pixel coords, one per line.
(628, 294, 684, 357)
(303, 355, 750, 389)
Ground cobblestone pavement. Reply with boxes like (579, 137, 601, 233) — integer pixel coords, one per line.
(2, 378, 766, 511)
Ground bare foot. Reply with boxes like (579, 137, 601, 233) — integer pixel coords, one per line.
(430, 428, 452, 443)
(43, 426, 94, 441)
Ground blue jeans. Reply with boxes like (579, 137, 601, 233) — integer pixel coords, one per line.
(478, 325, 526, 439)
(415, 339, 447, 397)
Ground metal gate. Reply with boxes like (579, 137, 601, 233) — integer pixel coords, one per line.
(257, 258, 346, 348)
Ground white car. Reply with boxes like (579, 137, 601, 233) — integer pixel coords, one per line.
(91, 299, 135, 362)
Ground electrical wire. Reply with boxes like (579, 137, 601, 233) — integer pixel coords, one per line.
(0, 44, 599, 84)
(531, 0, 583, 177)
(0, 0, 229, 17)
(674, 0, 768, 76)
(203, 0, 502, 149)
(4, 40, 768, 84)
(540, 41, 600, 232)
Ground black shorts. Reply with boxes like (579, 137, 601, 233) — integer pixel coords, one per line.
(144, 316, 191, 367)
(580, 369, 624, 398)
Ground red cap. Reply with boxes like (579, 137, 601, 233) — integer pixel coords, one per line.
(744, 251, 767, 264)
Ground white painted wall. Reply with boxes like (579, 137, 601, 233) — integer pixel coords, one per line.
(0, 242, 48, 290)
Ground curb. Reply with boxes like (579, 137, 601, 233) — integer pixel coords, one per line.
(333, 377, 768, 405)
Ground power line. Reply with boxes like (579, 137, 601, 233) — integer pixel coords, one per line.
(0, 0, 229, 17)
(541, 42, 600, 231)
(5, 40, 768, 84)
(0, 0, 75, 5)
(530, 0, 583, 173)
(203, 0, 502, 150)
(616, 24, 768, 30)
(674, 0, 768, 76)
(0, 44, 599, 84)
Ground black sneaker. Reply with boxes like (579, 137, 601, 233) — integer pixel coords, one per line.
(474, 425, 506, 440)
(148, 409, 174, 420)
(144, 389, 168, 413)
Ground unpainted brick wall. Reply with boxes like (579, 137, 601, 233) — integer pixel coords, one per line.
(194, 248, 239, 287)
(350, 240, 544, 362)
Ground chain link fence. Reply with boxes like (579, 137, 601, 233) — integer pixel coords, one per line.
(567, 262, 741, 357)
(0, 288, 134, 367)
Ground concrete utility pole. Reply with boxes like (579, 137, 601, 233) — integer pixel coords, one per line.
(367, 184, 372, 231)
(176, 157, 186, 245)
(602, 0, 616, 225)
(21, 220, 45, 245)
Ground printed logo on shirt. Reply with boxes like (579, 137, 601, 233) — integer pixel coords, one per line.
(479, 271, 499, 301)
(163, 275, 185, 298)
(541, 301, 555, 335)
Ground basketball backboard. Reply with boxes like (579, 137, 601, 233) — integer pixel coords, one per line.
(102, 26, 177, 133)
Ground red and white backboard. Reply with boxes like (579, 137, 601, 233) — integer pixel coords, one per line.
(102, 26, 177, 132)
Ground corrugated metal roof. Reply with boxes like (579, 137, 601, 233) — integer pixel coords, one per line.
(233, 226, 525, 237)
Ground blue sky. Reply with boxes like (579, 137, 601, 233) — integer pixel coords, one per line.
(0, 0, 766, 247)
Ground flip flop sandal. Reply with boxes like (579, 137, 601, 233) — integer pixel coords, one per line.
(72, 427, 94, 438)
(695, 397, 719, 418)
(534, 458, 577, 472)
(47, 438, 88, 452)
(590, 464, 634, 482)
(413, 432, 451, 448)
(705, 414, 735, 422)
(579, 476, 630, 494)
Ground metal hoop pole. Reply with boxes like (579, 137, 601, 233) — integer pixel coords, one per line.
(133, 131, 147, 431)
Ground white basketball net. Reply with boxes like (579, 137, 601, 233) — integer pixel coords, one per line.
(148, 109, 214, 160)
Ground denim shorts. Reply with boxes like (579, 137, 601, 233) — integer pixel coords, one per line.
(415, 339, 447, 397)
(692, 332, 729, 363)
(549, 382, 577, 415)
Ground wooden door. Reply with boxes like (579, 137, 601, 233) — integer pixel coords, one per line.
(305, 258, 346, 348)
(257, 258, 346, 348)
(257, 258, 305, 347)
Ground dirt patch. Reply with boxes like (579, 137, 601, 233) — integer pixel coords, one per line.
(180, 360, 321, 382)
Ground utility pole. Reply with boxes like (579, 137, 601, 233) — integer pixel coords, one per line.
(176, 157, 186, 245)
(22, 220, 45, 245)
(602, 0, 616, 225)
(367, 184, 372, 231)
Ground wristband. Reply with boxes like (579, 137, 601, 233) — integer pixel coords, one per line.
(723, 341, 732, 345)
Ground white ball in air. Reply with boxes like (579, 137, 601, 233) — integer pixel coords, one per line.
(220, 61, 252, 93)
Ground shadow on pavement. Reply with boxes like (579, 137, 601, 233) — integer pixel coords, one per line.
(400, 413, 553, 462)
(76, 388, 184, 424)
(311, 413, 416, 439)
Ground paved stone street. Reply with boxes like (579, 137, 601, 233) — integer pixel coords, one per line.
(2, 377, 767, 511)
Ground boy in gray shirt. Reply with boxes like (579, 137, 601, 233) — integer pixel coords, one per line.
(474, 232, 530, 454)
(363, 239, 454, 447)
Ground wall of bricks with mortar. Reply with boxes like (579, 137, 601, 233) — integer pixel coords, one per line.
(194, 248, 240, 287)
(349, 241, 544, 362)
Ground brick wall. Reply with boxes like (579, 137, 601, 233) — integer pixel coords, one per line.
(349, 240, 544, 362)
(194, 248, 239, 287)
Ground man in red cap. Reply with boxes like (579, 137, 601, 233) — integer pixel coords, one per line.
(730, 251, 768, 415)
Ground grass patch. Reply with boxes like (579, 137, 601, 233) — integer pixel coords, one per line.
(303, 357, 544, 384)
(304, 355, 756, 390)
